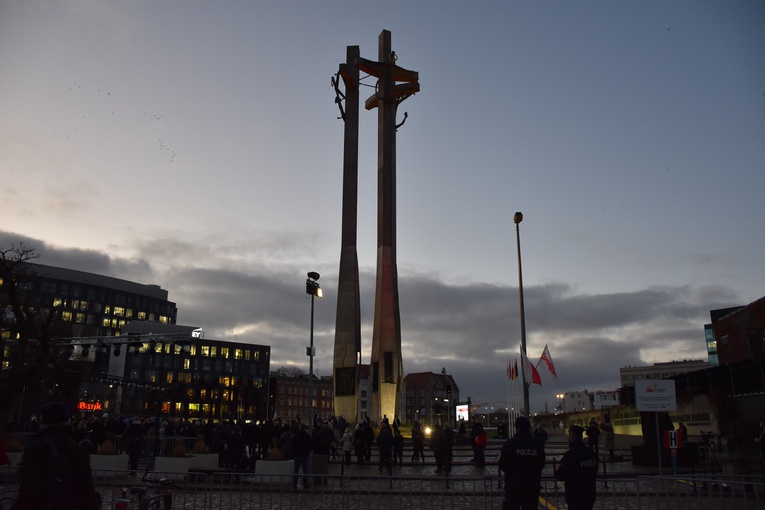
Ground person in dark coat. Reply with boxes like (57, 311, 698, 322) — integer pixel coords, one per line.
(361, 421, 374, 462)
(431, 424, 454, 474)
(411, 421, 425, 462)
(376, 423, 393, 474)
(352, 424, 365, 464)
(226, 425, 247, 469)
(291, 423, 313, 489)
(392, 428, 404, 466)
(315, 421, 334, 457)
(13, 402, 100, 510)
(498, 416, 545, 510)
(123, 418, 144, 472)
(585, 419, 600, 456)
(555, 425, 599, 510)
(474, 422, 487, 468)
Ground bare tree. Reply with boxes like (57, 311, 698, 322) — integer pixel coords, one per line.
(0, 243, 69, 418)
(271, 366, 306, 378)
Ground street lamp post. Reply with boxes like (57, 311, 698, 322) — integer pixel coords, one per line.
(306, 272, 322, 425)
(513, 212, 530, 418)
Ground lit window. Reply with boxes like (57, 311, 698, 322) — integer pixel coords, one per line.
(201, 346, 210, 356)
(220, 377, 230, 387)
(183, 359, 190, 370)
(220, 347, 229, 359)
(235, 349, 243, 360)
(210, 346, 217, 357)
(138, 312, 147, 320)
(125, 308, 133, 318)
(75, 313, 85, 324)
(104, 306, 111, 314)
(61, 312, 72, 322)
(80, 301, 88, 311)
(159, 316, 168, 324)
(102, 318, 111, 327)
(113, 307, 125, 317)
(53, 298, 63, 307)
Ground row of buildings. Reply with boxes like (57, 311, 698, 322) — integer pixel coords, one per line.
(3, 261, 762, 436)
(0, 263, 461, 426)
(554, 298, 764, 416)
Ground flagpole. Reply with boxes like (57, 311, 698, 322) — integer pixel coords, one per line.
(513, 212, 530, 418)
(506, 361, 512, 427)
(512, 369, 519, 424)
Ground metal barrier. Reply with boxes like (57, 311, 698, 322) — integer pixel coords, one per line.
(1, 464, 764, 509)
(634, 475, 765, 510)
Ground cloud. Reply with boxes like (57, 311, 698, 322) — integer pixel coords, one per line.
(0, 229, 739, 412)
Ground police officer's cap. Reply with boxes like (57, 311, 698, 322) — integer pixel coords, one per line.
(514, 416, 531, 431)
(568, 424, 585, 436)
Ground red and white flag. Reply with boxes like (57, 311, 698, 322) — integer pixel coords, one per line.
(536, 344, 559, 384)
(520, 350, 542, 386)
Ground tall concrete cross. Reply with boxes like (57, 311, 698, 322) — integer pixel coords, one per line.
(332, 46, 362, 423)
(355, 30, 420, 423)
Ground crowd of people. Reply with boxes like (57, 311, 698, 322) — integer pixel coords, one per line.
(17, 402, 765, 509)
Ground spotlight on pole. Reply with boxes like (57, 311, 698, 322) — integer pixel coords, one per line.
(305, 271, 322, 423)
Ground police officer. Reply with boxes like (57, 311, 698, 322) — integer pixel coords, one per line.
(498, 416, 545, 510)
(555, 425, 599, 510)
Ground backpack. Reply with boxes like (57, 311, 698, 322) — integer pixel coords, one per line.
(41, 437, 75, 510)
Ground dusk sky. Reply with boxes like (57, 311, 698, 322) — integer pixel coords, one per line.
(2, 1, 763, 414)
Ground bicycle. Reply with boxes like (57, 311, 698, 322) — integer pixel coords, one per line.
(0, 487, 16, 510)
(114, 468, 174, 510)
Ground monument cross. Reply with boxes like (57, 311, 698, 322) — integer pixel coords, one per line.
(356, 30, 420, 423)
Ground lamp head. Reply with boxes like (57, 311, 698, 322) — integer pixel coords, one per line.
(513, 212, 523, 224)
(306, 271, 322, 298)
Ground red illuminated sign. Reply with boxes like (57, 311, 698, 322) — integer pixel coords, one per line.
(78, 401, 103, 411)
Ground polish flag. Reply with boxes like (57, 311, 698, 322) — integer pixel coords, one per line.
(521, 350, 542, 386)
(536, 344, 559, 384)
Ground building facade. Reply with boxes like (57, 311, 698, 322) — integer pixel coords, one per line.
(592, 389, 620, 410)
(357, 364, 371, 422)
(560, 391, 592, 413)
(1, 263, 178, 349)
(268, 374, 334, 424)
(79, 322, 271, 421)
(704, 306, 743, 367)
(711, 297, 765, 365)
(619, 360, 709, 387)
(404, 371, 459, 427)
